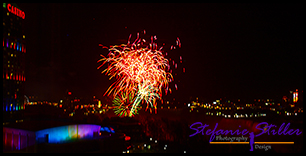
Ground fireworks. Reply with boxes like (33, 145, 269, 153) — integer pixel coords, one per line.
(112, 92, 139, 117)
(98, 30, 182, 117)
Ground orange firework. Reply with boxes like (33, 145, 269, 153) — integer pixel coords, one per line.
(98, 30, 181, 117)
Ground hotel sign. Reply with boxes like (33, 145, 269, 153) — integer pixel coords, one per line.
(6, 3, 25, 19)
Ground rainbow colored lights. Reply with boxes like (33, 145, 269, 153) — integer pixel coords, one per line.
(35, 124, 101, 143)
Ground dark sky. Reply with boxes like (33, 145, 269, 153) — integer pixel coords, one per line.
(17, 3, 303, 102)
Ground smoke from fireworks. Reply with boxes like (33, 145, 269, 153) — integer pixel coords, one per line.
(98, 30, 182, 117)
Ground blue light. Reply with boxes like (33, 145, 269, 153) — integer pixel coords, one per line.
(100, 127, 115, 133)
(104, 127, 110, 133)
(5, 100, 8, 111)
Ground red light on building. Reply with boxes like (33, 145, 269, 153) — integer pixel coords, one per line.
(7, 3, 25, 19)
(68, 92, 71, 95)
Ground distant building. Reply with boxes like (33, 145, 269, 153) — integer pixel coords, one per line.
(3, 3, 26, 121)
(294, 89, 303, 108)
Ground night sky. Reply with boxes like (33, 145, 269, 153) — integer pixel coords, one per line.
(18, 3, 303, 102)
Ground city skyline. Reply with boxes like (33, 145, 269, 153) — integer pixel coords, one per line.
(18, 3, 303, 102)
(3, 3, 303, 153)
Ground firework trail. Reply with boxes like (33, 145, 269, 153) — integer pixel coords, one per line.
(98, 30, 182, 117)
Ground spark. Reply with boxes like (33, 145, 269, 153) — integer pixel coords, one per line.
(98, 31, 182, 117)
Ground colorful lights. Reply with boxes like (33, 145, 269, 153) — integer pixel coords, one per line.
(35, 124, 101, 143)
(6, 3, 25, 19)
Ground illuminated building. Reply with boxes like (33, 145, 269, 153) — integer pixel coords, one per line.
(3, 3, 26, 119)
(293, 89, 298, 103)
(3, 127, 36, 151)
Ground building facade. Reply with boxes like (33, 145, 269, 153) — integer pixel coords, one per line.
(3, 3, 26, 119)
